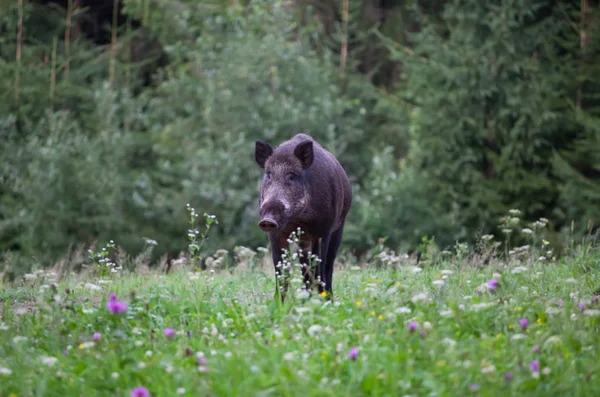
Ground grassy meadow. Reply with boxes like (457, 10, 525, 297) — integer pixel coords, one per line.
(1, 230, 600, 397)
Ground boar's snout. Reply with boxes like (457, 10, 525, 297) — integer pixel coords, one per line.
(258, 199, 286, 233)
(258, 217, 279, 232)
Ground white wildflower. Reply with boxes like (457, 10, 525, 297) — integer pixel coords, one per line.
(84, 283, 102, 291)
(470, 302, 495, 312)
(432, 280, 445, 286)
(306, 325, 322, 337)
(395, 307, 412, 314)
(511, 333, 527, 340)
(521, 228, 533, 235)
(439, 309, 454, 318)
(0, 367, 12, 376)
(40, 356, 58, 367)
(177, 388, 186, 394)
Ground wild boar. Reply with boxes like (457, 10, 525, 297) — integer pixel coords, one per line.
(254, 133, 352, 302)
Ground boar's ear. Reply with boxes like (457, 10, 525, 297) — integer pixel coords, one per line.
(294, 140, 314, 169)
(255, 140, 273, 168)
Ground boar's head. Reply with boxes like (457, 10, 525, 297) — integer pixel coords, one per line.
(254, 138, 314, 233)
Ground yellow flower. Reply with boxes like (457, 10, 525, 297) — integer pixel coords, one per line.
(378, 315, 384, 321)
(436, 360, 446, 367)
(387, 329, 393, 335)
(356, 300, 362, 307)
(9, 394, 17, 397)
(320, 291, 327, 297)
(321, 352, 327, 359)
(543, 239, 550, 246)
(370, 311, 376, 316)
(536, 318, 542, 324)
(508, 324, 513, 329)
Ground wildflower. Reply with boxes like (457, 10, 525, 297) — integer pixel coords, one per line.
(378, 315, 384, 321)
(408, 321, 419, 333)
(84, 283, 102, 291)
(370, 311, 376, 316)
(584, 309, 600, 317)
(78, 342, 95, 349)
(163, 328, 176, 339)
(469, 384, 480, 391)
(487, 278, 499, 291)
(530, 359, 540, 372)
(521, 228, 533, 234)
(320, 291, 327, 297)
(176, 388, 185, 395)
(130, 386, 151, 397)
(593, 296, 599, 304)
(395, 307, 411, 314)
(481, 362, 496, 374)
(307, 324, 322, 337)
(93, 332, 101, 341)
(106, 294, 127, 314)
(432, 280, 445, 286)
(532, 345, 539, 353)
(504, 372, 513, 382)
(40, 356, 58, 367)
(111, 372, 120, 379)
(542, 367, 551, 375)
(519, 318, 528, 330)
(356, 300, 362, 307)
(347, 347, 358, 361)
(0, 367, 12, 376)
(579, 303, 585, 310)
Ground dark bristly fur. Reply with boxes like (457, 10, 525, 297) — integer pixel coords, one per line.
(254, 133, 352, 302)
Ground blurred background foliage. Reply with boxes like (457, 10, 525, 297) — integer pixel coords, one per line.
(1, 0, 599, 272)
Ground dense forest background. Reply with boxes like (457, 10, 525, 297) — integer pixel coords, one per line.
(1, 0, 599, 273)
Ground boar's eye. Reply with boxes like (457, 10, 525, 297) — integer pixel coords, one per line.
(265, 171, 271, 180)
(286, 173, 296, 182)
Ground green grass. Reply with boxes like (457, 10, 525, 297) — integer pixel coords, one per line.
(1, 257, 600, 397)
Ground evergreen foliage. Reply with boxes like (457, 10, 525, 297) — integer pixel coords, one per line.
(1, 0, 599, 272)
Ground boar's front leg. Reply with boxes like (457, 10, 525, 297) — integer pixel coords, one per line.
(298, 235, 319, 294)
(269, 232, 290, 302)
(317, 233, 331, 295)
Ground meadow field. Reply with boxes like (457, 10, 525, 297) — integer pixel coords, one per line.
(1, 237, 600, 397)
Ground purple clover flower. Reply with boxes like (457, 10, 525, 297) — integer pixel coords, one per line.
(487, 278, 499, 291)
(106, 294, 127, 314)
(130, 386, 150, 397)
(504, 372, 513, 382)
(408, 321, 419, 333)
(347, 347, 358, 361)
(519, 318, 528, 330)
(93, 332, 101, 341)
(469, 384, 480, 391)
(579, 302, 585, 310)
(532, 345, 539, 353)
(593, 295, 599, 304)
(530, 359, 540, 372)
(163, 328, 176, 338)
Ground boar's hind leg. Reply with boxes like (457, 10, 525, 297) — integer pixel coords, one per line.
(270, 233, 290, 302)
(324, 226, 344, 298)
